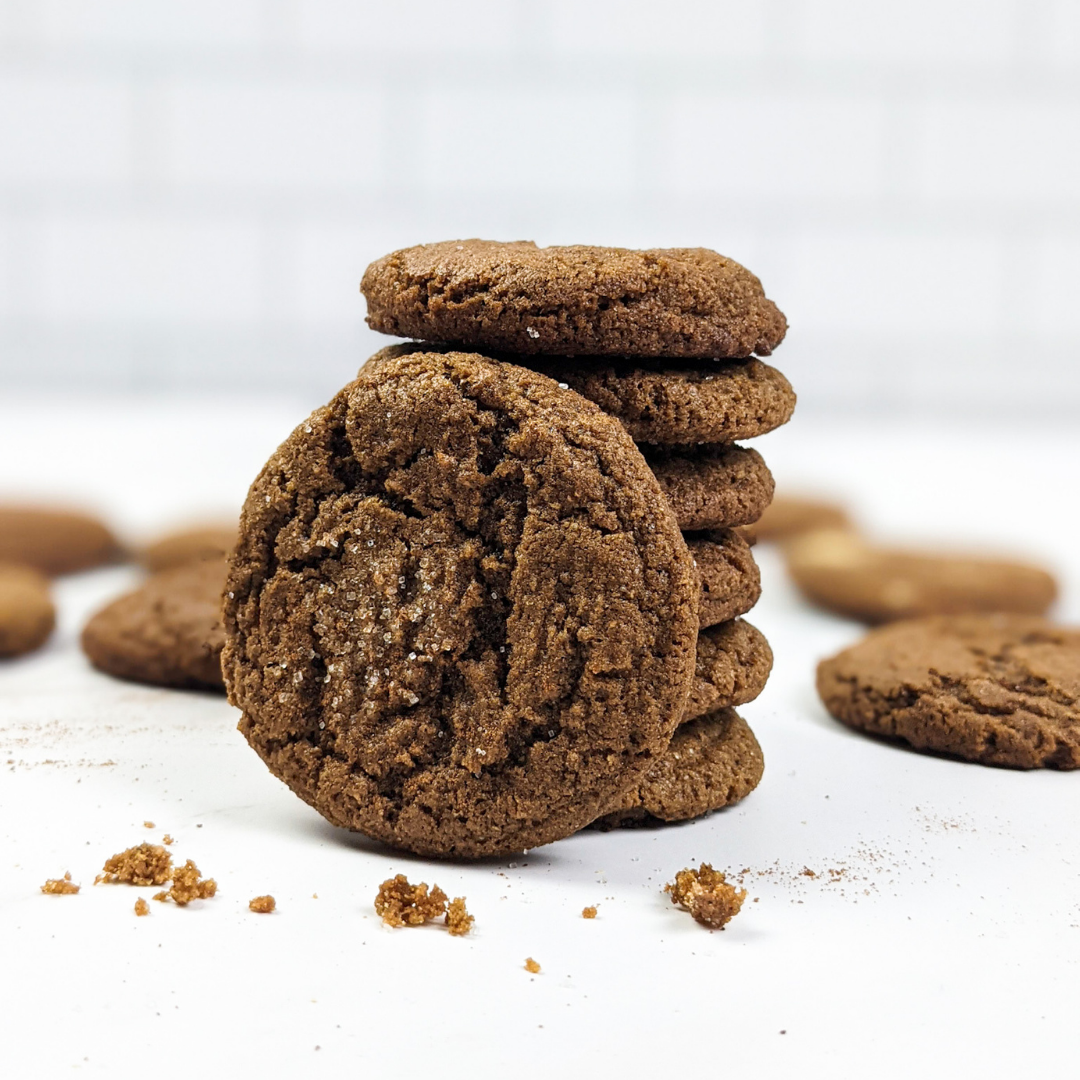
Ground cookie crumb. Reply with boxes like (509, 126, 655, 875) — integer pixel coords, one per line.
(374, 874, 447, 928)
(40, 871, 79, 895)
(134, 897, 149, 916)
(152, 891, 168, 902)
(581, 905, 598, 919)
(159, 859, 217, 906)
(800, 867, 817, 878)
(445, 896, 474, 936)
(665, 863, 746, 929)
(96, 843, 172, 886)
(249, 895, 276, 914)
(162, 834, 174, 845)
(524, 957, 541, 974)
(143, 821, 155, 829)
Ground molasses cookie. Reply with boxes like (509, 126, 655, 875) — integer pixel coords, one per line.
(685, 619, 772, 722)
(223, 350, 699, 859)
(361, 241, 787, 358)
(592, 708, 764, 829)
(0, 563, 55, 658)
(749, 494, 851, 544)
(787, 529, 1057, 623)
(526, 357, 795, 445)
(687, 529, 761, 627)
(645, 444, 775, 532)
(0, 504, 123, 576)
(141, 523, 237, 573)
(81, 558, 226, 691)
(817, 614, 1080, 769)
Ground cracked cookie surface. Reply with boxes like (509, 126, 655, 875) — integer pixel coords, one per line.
(361, 240, 787, 358)
(223, 351, 698, 858)
(816, 614, 1080, 769)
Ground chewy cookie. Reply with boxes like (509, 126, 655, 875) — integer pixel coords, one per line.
(685, 619, 772, 722)
(141, 523, 237, 573)
(817, 614, 1080, 769)
(222, 350, 699, 859)
(787, 529, 1057, 623)
(748, 494, 851, 544)
(0, 563, 55, 658)
(0, 505, 123, 576)
(687, 530, 761, 627)
(526, 357, 795, 445)
(645, 444, 775, 532)
(592, 708, 764, 829)
(362, 241, 787, 359)
(81, 558, 226, 691)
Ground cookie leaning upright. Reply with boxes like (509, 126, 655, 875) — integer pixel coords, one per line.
(361, 240, 787, 359)
(222, 350, 699, 859)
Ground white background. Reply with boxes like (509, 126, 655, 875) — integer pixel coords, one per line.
(2, 0, 1080, 415)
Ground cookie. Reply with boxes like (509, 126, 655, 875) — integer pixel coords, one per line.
(592, 708, 764, 828)
(817, 614, 1080, 769)
(645, 444, 775, 532)
(685, 619, 772, 722)
(787, 529, 1057, 624)
(525, 357, 795, 445)
(141, 523, 237, 573)
(748, 494, 851, 544)
(81, 558, 226, 691)
(222, 350, 699, 859)
(687, 530, 761, 627)
(0, 504, 123, 576)
(361, 241, 787, 358)
(0, 563, 55, 658)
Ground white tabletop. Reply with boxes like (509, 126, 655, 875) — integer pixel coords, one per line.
(1, 398, 1078, 1079)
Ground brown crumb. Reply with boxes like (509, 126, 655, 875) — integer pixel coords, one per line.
(134, 897, 150, 916)
(96, 843, 172, 886)
(445, 896, 474, 936)
(162, 834, 174, 845)
(800, 867, 817, 878)
(143, 821, 155, 829)
(249, 895, 276, 914)
(152, 891, 168, 902)
(524, 957, 541, 974)
(40, 871, 79, 895)
(159, 859, 217, 906)
(665, 863, 746, 930)
(581, 905, 598, 919)
(374, 874, 448, 928)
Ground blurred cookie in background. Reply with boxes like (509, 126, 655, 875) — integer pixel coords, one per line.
(744, 493, 852, 545)
(81, 558, 226, 692)
(817, 614, 1080, 769)
(0, 564, 56, 658)
(140, 522, 237, 573)
(786, 529, 1057, 624)
(0, 504, 125, 575)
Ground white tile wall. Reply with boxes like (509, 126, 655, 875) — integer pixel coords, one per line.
(0, 0, 1077, 418)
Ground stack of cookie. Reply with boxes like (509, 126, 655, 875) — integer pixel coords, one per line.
(358, 241, 793, 831)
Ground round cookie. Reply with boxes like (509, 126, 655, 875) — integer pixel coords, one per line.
(0, 563, 55, 658)
(749, 494, 851, 544)
(787, 529, 1057, 624)
(645, 444, 775, 531)
(687, 530, 761, 627)
(141, 523, 238, 573)
(817, 614, 1080, 769)
(0, 505, 123, 576)
(685, 619, 772, 722)
(592, 708, 764, 829)
(526, 357, 795, 445)
(81, 558, 226, 691)
(361, 241, 787, 359)
(222, 350, 699, 860)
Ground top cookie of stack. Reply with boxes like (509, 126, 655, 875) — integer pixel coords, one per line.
(363, 240, 794, 830)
